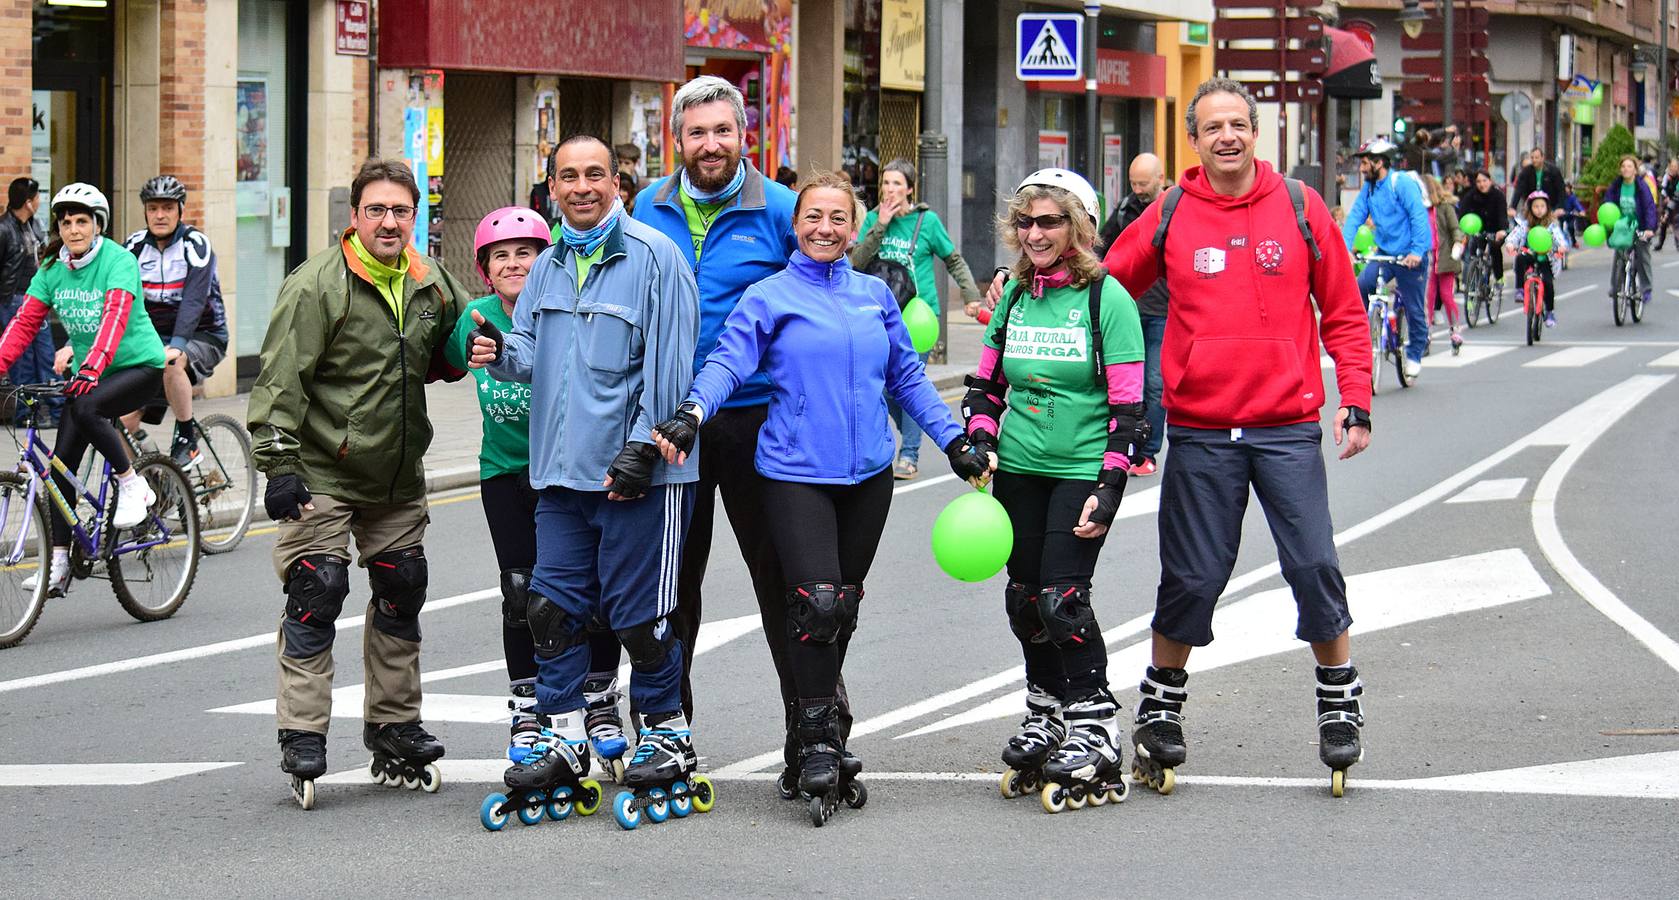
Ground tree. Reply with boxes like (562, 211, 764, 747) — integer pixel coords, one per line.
(1578, 125, 1636, 187)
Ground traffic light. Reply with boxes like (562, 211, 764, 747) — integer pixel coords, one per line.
(1393, 116, 1409, 135)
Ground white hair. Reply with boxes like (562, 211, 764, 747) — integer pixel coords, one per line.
(670, 75, 747, 139)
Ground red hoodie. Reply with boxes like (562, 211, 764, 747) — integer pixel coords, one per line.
(1103, 161, 1372, 430)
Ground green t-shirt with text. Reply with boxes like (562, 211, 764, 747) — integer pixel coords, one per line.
(982, 276, 1143, 479)
(445, 295, 532, 480)
(860, 207, 956, 313)
(678, 191, 726, 261)
(25, 239, 166, 373)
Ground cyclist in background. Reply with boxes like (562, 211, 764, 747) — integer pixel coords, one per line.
(1603, 156, 1658, 308)
(1343, 138, 1431, 381)
(1504, 191, 1570, 328)
(121, 176, 229, 469)
(1456, 170, 1509, 288)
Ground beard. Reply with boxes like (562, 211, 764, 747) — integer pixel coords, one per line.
(1363, 167, 1383, 184)
(684, 149, 742, 192)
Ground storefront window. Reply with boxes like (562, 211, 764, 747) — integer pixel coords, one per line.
(235, 0, 291, 360)
(844, 0, 883, 208)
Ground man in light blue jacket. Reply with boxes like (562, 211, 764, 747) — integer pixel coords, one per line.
(1343, 138, 1432, 378)
(472, 135, 702, 799)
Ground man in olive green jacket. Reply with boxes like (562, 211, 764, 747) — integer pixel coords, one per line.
(249, 159, 472, 806)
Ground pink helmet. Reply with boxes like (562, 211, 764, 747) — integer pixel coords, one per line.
(473, 206, 551, 285)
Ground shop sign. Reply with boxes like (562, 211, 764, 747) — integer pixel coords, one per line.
(1183, 22, 1210, 47)
(404, 107, 430, 253)
(1039, 131, 1070, 170)
(881, 0, 925, 92)
(1032, 49, 1168, 99)
(1102, 136, 1125, 217)
(335, 0, 370, 57)
(1560, 74, 1594, 103)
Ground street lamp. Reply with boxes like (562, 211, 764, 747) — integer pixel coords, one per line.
(1398, 0, 1429, 40)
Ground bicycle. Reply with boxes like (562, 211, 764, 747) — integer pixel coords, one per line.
(1516, 250, 1549, 346)
(0, 384, 201, 649)
(1610, 241, 1647, 327)
(120, 402, 256, 554)
(1459, 235, 1503, 328)
(1358, 254, 1410, 394)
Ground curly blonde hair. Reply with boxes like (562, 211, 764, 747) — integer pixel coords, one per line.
(995, 186, 1106, 288)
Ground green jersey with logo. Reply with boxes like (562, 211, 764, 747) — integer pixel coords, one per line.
(25, 239, 166, 372)
(983, 276, 1143, 479)
(445, 295, 532, 480)
(860, 207, 956, 313)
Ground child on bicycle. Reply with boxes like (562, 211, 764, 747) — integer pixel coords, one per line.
(0, 184, 167, 594)
(1503, 191, 1570, 328)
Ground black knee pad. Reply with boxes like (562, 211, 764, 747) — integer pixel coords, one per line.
(369, 546, 427, 641)
(500, 568, 532, 629)
(1004, 580, 1045, 644)
(281, 554, 350, 658)
(1038, 584, 1098, 646)
(837, 583, 863, 638)
(527, 594, 584, 660)
(786, 581, 843, 645)
(616, 616, 677, 671)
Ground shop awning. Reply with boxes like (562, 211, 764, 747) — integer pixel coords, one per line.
(1324, 27, 1381, 100)
(378, 0, 684, 82)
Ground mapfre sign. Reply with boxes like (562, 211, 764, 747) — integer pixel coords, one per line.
(336, 0, 371, 56)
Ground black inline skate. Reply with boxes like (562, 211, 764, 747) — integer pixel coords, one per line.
(998, 684, 1066, 799)
(1131, 665, 1189, 795)
(279, 729, 326, 810)
(795, 700, 866, 827)
(1039, 691, 1128, 813)
(613, 712, 716, 830)
(364, 721, 444, 793)
(481, 711, 603, 830)
(1316, 664, 1365, 797)
(584, 672, 630, 782)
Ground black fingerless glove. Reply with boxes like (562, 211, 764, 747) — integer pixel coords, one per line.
(652, 402, 701, 455)
(1086, 467, 1127, 528)
(944, 437, 991, 480)
(469, 316, 505, 364)
(605, 442, 658, 499)
(264, 473, 313, 522)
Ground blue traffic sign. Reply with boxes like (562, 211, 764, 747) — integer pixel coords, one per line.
(1016, 13, 1083, 82)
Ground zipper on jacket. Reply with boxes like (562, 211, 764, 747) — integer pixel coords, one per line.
(824, 261, 860, 481)
(386, 291, 411, 505)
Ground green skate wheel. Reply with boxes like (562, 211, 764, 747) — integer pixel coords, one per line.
(479, 792, 509, 831)
(670, 781, 692, 817)
(546, 786, 573, 821)
(516, 790, 545, 825)
(575, 780, 602, 816)
(690, 775, 716, 813)
(613, 789, 641, 830)
(645, 787, 669, 823)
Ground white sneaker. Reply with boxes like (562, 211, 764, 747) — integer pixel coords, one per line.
(21, 554, 70, 596)
(112, 475, 156, 528)
(1404, 358, 1423, 380)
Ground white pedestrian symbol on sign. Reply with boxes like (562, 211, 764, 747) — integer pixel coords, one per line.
(1024, 21, 1073, 68)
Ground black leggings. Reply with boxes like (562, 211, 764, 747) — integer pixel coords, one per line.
(763, 468, 894, 704)
(992, 470, 1111, 700)
(51, 366, 162, 545)
(480, 472, 619, 689)
(1514, 255, 1555, 314)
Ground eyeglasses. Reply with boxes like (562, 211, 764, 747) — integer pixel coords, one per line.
(1013, 213, 1070, 231)
(361, 204, 417, 222)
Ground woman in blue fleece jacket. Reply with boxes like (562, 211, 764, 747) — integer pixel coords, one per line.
(652, 171, 993, 804)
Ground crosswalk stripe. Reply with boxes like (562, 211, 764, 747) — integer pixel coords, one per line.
(1650, 349, 1679, 367)
(1524, 346, 1626, 368)
(1426, 345, 1514, 368)
(0, 762, 241, 786)
(1445, 478, 1527, 503)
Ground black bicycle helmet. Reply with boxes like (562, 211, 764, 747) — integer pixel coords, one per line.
(139, 175, 187, 205)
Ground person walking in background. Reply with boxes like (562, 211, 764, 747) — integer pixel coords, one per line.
(1424, 174, 1465, 353)
(1510, 148, 1565, 221)
(1655, 159, 1679, 251)
(1095, 152, 1169, 476)
(0, 177, 58, 426)
(850, 158, 981, 480)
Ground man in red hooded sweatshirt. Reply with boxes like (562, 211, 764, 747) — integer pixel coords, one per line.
(1102, 79, 1373, 796)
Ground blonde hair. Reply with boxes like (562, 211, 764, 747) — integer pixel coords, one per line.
(995, 186, 1106, 288)
(1423, 174, 1455, 208)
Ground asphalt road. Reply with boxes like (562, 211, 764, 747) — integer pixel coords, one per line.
(3, 245, 1677, 899)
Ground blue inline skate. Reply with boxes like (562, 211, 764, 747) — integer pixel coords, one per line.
(480, 711, 603, 831)
(612, 713, 716, 830)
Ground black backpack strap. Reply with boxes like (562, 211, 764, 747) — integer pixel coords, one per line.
(1284, 177, 1323, 262)
(1087, 277, 1106, 387)
(1151, 186, 1185, 272)
(988, 282, 1027, 383)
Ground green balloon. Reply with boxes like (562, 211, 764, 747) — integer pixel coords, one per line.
(1526, 227, 1553, 255)
(1459, 212, 1483, 236)
(1583, 223, 1607, 247)
(1354, 224, 1376, 254)
(930, 491, 1013, 582)
(903, 297, 939, 354)
(1597, 204, 1622, 228)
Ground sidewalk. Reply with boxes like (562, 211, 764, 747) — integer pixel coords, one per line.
(191, 317, 988, 496)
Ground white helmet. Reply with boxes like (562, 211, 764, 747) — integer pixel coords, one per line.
(50, 183, 111, 232)
(1017, 168, 1100, 224)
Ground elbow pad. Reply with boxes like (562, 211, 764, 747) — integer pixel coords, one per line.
(962, 374, 1006, 424)
(1107, 401, 1149, 465)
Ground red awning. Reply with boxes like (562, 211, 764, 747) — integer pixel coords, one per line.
(1325, 27, 1381, 100)
(378, 0, 684, 82)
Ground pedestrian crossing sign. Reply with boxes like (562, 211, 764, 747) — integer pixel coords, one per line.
(1016, 13, 1083, 82)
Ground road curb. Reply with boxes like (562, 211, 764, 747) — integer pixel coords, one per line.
(425, 464, 481, 494)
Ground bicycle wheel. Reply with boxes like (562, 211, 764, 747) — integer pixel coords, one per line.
(1631, 283, 1646, 323)
(1368, 304, 1384, 396)
(194, 414, 256, 554)
(1462, 259, 1482, 329)
(1487, 278, 1503, 324)
(1392, 308, 1410, 388)
(0, 472, 51, 649)
(110, 455, 200, 622)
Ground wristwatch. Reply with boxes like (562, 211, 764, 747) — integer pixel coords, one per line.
(1342, 405, 1371, 432)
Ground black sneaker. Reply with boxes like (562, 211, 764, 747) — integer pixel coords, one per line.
(170, 433, 200, 470)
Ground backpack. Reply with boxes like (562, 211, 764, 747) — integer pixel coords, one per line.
(859, 210, 926, 308)
(1152, 177, 1322, 269)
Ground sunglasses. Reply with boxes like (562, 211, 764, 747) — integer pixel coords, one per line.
(1013, 213, 1070, 231)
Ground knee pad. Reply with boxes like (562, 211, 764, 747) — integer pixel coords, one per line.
(1004, 580, 1045, 644)
(369, 546, 427, 641)
(500, 568, 532, 629)
(281, 555, 350, 658)
(786, 581, 843, 645)
(838, 584, 863, 638)
(527, 594, 584, 660)
(615, 615, 678, 672)
(1038, 584, 1098, 646)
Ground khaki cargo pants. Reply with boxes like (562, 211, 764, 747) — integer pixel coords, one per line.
(272, 493, 430, 734)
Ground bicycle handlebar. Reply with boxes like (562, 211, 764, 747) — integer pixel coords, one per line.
(1356, 253, 1403, 263)
(1, 382, 66, 398)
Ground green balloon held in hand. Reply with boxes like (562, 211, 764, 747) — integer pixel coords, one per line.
(930, 491, 1013, 582)
(1583, 223, 1607, 247)
(903, 297, 939, 353)
(1459, 212, 1483, 236)
(1526, 226, 1553, 255)
(1597, 204, 1622, 229)
(1354, 224, 1376, 254)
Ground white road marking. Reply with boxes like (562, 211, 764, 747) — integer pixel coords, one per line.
(1445, 478, 1528, 503)
(209, 613, 765, 721)
(1663, 261, 1679, 269)
(0, 762, 241, 786)
(1523, 346, 1626, 368)
(1531, 373, 1679, 674)
(1649, 349, 1679, 367)
(1553, 284, 1599, 300)
(0, 589, 499, 696)
(899, 548, 1551, 737)
(893, 473, 957, 494)
(1425, 345, 1514, 368)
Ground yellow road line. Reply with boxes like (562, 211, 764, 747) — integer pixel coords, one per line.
(240, 489, 483, 540)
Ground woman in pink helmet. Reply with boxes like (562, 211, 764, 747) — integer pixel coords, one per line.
(445, 207, 630, 777)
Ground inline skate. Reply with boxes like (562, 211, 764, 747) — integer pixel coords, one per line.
(613, 712, 716, 830)
(998, 684, 1066, 799)
(481, 711, 604, 830)
(584, 672, 630, 781)
(1039, 691, 1128, 813)
(1131, 665, 1189, 795)
(794, 700, 866, 827)
(1316, 664, 1365, 797)
(364, 721, 444, 792)
(507, 682, 541, 764)
(279, 729, 326, 810)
